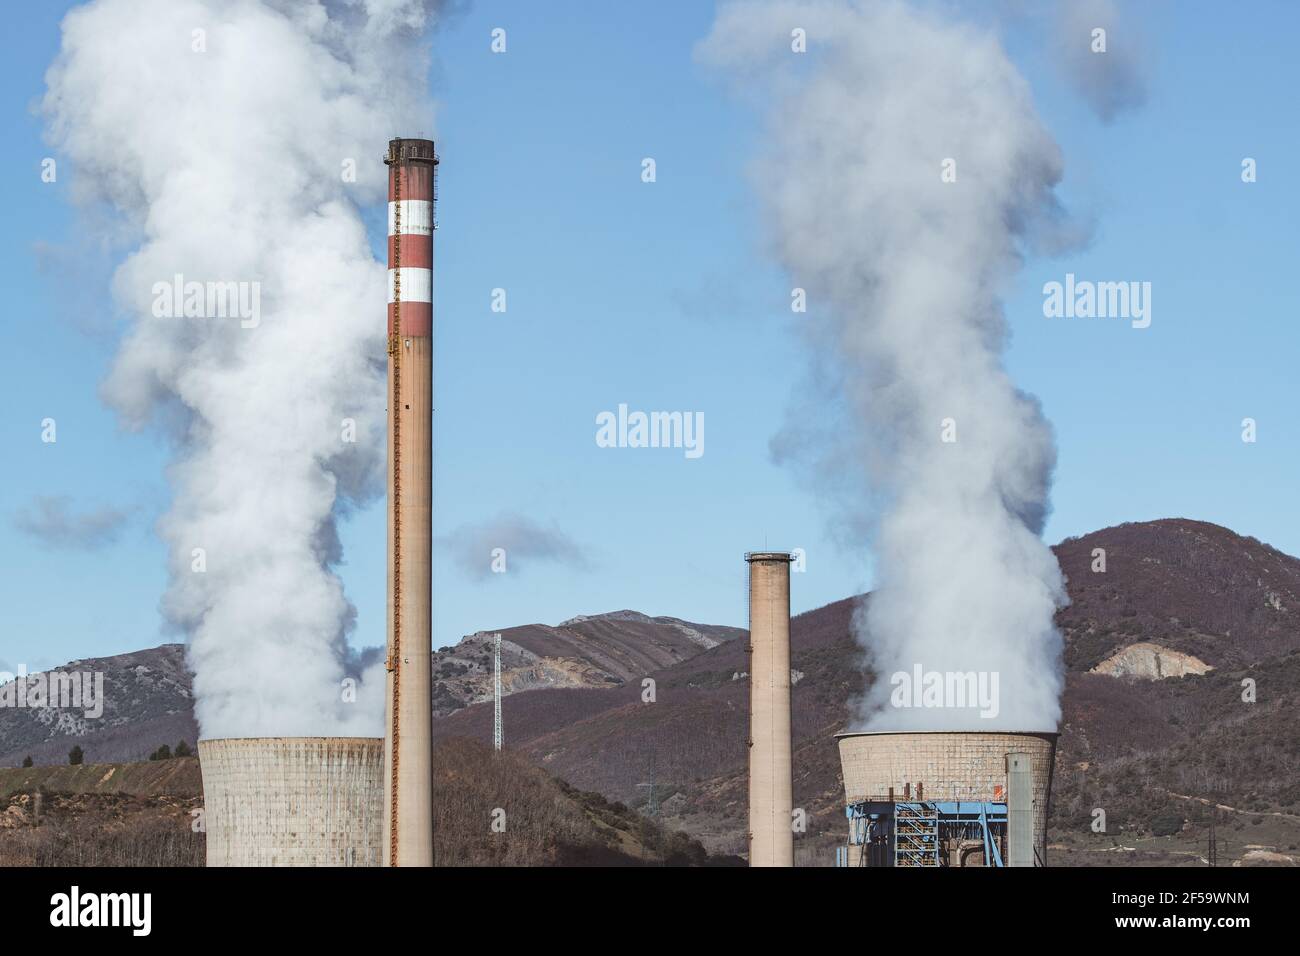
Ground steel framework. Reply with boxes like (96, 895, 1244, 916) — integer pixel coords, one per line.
(838, 800, 1008, 867)
(493, 633, 503, 752)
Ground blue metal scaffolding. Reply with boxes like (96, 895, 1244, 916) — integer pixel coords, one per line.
(839, 800, 1008, 867)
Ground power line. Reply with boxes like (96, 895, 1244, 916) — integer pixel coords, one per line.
(493, 633, 503, 752)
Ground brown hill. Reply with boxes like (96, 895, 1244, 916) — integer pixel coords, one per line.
(7, 518, 1296, 866)
(430, 611, 743, 717)
(432, 519, 1300, 864)
(0, 644, 197, 768)
(0, 740, 734, 867)
(428, 737, 731, 866)
(432, 594, 858, 860)
(1055, 519, 1300, 670)
(0, 612, 741, 764)
(0, 758, 204, 866)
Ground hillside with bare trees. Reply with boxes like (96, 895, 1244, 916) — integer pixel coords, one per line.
(0, 739, 733, 867)
(5, 518, 1297, 866)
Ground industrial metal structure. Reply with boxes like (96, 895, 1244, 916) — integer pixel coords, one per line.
(745, 551, 795, 867)
(199, 738, 383, 867)
(382, 137, 438, 867)
(834, 731, 1057, 867)
(493, 633, 503, 752)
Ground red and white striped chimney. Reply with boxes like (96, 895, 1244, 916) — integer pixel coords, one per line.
(382, 137, 437, 867)
(386, 139, 435, 337)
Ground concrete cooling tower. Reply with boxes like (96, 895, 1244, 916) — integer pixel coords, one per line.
(199, 737, 384, 867)
(836, 731, 1057, 867)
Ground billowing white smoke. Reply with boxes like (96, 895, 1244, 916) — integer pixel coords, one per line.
(43, 0, 443, 738)
(702, 1, 1076, 731)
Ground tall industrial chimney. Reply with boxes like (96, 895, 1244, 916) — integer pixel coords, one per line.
(746, 551, 795, 867)
(382, 137, 437, 867)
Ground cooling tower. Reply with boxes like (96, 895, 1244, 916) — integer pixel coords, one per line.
(837, 731, 1057, 865)
(746, 551, 795, 867)
(199, 737, 383, 867)
(383, 137, 437, 867)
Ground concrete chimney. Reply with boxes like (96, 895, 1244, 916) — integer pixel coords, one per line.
(746, 551, 795, 867)
(382, 138, 437, 867)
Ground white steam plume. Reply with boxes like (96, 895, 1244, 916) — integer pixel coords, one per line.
(42, 0, 446, 738)
(701, 0, 1077, 731)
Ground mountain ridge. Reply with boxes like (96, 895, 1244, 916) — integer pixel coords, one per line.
(4, 517, 1297, 866)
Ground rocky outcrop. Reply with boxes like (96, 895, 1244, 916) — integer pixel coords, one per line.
(1089, 641, 1213, 679)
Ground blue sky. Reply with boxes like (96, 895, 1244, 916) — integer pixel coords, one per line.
(3, 1, 1298, 670)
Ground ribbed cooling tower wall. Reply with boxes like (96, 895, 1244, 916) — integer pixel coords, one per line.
(199, 737, 383, 867)
(837, 731, 1057, 864)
